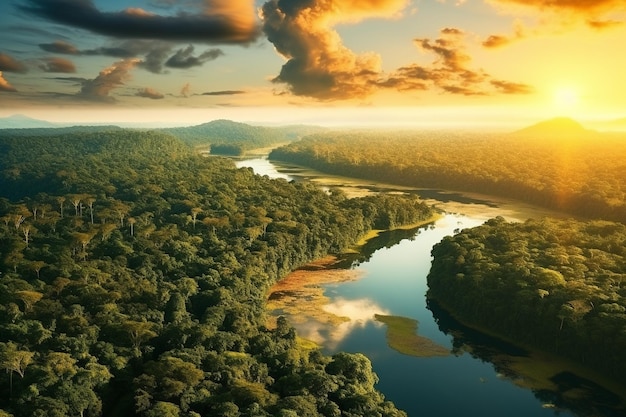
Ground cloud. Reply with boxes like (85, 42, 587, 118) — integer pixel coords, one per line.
(490, 80, 533, 94)
(39, 40, 81, 55)
(587, 19, 623, 30)
(201, 90, 246, 95)
(261, 0, 409, 100)
(482, 35, 512, 48)
(380, 28, 532, 96)
(180, 82, 191, 97)
(81, 40, 174, 74)
(39, 57, 77, 73)
(135, 87, 164, 99)
(19, 0, 259, 44)
(261, 2, 530, 100)
(49, 76, 87, 84)
(79, 58, 140, 102)
(487, 0, 626, 29)
(0, 71, 18, 92)
(482, 20, 526, 48)
(165, 45, 223, 69)
(0, 53, 28, 73)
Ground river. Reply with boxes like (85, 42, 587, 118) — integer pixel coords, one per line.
(235, 155, 626, 417)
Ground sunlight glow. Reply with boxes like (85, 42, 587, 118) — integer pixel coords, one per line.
(553, 87, 580, 110)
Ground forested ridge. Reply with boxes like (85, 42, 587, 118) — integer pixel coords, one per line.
(163, 119, 325, 155)
(427, 217, 626, 383)
(0, 129, 434, 417)
(269, 125, 626, 222)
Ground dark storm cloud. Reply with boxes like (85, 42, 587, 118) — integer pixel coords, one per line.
(39, 57, 77, 73)
(165, 45, 223, 69)
(39, 40, 81, 55)
(0, 53, 28, 73)
(18, 0, 259, 44)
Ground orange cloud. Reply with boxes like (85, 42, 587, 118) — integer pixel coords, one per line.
(381, 29, 531, 96)
(0, 71, 18, 92)
(39, 40, 80, 55)
(488, 0, 626, 29)
(261, 0, 409, 100)
(79, 59, 140, 102)
(491, 80, 533, 95)
(482, 34, 512, 48)
(262, 2, 531, 100)
(180, 83, 191, 98)
(39, 57, 77, 73)
(587, 19, 623, 30)
(0, 53, 28, 73)
(136, 87, 165, 100)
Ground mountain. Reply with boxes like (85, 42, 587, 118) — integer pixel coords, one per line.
(514, 117, 594, 138)
(0, 114, 57, 129)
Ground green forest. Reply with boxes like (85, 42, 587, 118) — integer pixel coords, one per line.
(268, 122, 626, 387)
(0, 128, 435, 417)
(427, 216, 626, 383)
(269, 124, 626, 222)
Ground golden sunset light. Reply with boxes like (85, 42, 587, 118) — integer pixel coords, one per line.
(0, 0, 624, 127)
(2, 3, 626, 417)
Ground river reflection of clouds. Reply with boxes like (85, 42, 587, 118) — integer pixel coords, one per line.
(293, 297, 389, 349)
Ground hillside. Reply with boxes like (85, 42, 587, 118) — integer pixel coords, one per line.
(163, 119, 324, 155)
(428, 216, 626, 384)
(0, 114, 57, 129)
(269, 123, 626, 221)
(513, 117, 594, 139)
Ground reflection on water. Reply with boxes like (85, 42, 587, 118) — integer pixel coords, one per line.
(239, 155, 625, 417)
(428, 300, 626, 417)
(322, 298, 388, 350)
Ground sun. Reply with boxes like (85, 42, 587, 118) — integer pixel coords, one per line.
(553, 86, 580, 110)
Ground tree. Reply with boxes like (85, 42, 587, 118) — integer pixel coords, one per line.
(85, 197, 96, 225)
(190, 207, 202, 230)
(123, 320, 158, 352)
(0, 342, 34, 395)
(14, 290, 43, 313)
(56, 196, 66, 218)
(128, 217, 136, 237)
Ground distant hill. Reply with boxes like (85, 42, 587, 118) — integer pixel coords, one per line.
(0, 114, 57, 129)
(0, 125, 123, 137)
(513, 117, 594, 139)
(163, 119, 324, 155)
(592, 117, 626, 132)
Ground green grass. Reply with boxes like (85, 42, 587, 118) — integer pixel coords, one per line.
(375, 314, 449, 357)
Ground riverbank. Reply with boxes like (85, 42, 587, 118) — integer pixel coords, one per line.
(350, 214, 442, 251)
(266, 255, 365, 332)
(428, 297, 626, 409)
(265, 217, 440, 339)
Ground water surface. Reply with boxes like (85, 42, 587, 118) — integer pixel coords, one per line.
(237, 154, 625, 417)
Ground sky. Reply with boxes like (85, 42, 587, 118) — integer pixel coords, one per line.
(0, 0, 625, 127)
